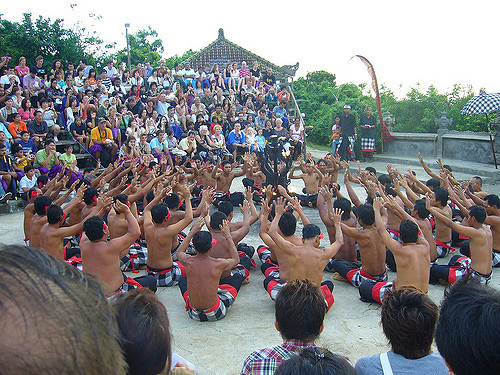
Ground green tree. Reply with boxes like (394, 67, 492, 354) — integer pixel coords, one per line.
(0, 13, 107, 69)
(115, 27, 164, 67)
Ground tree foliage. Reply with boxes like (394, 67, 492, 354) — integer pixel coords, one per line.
(294, 71, 488, 152)
(0, 13, 105, 68)
(115, 27, 164, 66)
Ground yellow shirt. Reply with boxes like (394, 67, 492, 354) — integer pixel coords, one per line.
(90, 127, 113, 146)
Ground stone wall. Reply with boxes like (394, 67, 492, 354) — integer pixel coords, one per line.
(384, 131, 494, 164)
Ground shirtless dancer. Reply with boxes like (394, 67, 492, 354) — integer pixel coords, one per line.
(328, 203, 388, 288)
(40, 195, 109, 261)
(289, 159, 323, 207)
(177, 215, 244, 321)
(208, 208, 253, 282)
(430, 187, 453, 258)
(80, 200, 157, 298)
(318, 187, 357, 263)
(461, 193, 500, 267)
(23, 187, 42, 244)
(263, 197, 344, 310)
(257, 187, 310, 278)
(428, 202, 493, 285)
(143, 185, 193, 287)
(212, 160, 245, 207)
(359, 198, 431, 304)
(107, 194, 148, 273)
(29, 196, 53, 249)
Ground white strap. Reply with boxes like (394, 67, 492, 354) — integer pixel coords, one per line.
(380, 352, 394, 375)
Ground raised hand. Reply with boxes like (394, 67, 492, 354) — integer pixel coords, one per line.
(373, 196, 386, 211)
(114, 199, 129, 214)
(220, 219, 231, 238)
(275, 197, 286, 216)
(331, 207, 344, 226)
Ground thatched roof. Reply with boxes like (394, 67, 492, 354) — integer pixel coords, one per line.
(183, 28, 299, 79)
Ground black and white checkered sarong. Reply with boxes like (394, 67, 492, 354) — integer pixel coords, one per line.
(361, 138, 375, 152)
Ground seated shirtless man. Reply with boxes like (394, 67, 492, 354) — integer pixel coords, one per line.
(428, 203, 492, 285)
(143, 186, 193, 287)
(23, 187, 42, 245)
(318, 187, 357, 262)
(431, 187, 453, 258)
(359, 197, 431, 304)
(264, 197, 344, 310)
(29, 195, 53, 249)
(108, 194, 147, 273)
(40, 196, 108, 261)
(177, 216, 244, 321)
(212, 159, 245, 207)
(207, 209, 253, 282)
(328, 203, 388, 287)
(289, 159, 323, 207)
(80, 200, 157, 298)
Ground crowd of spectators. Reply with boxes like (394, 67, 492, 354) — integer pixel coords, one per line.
(0, 54, 303, 203)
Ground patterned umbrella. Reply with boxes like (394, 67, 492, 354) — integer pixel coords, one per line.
(461, 89, 500, 115)
(461, 89, 500, 168)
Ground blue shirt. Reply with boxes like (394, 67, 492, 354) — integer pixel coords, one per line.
(227, 131, 245, 146)
(149, 137, 168, 153)
(16, 139, 37, 154)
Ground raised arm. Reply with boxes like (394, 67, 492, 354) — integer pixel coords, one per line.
(322, 208, 344, 258)
(317, 187, 333, 227)
(373, 197, 404, 254)
(343, 170, 362, 208)
(108, 200, 142, 253)
(268, 198, 298, 256)
(425, 195, 475, 237)
(418, 152, 440, 180)
(278, 185, 310, 225)
(231, 200, 251, 244)
(177, 214, 206, 265)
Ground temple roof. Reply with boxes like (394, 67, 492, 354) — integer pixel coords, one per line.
(182, 28, 299, 78)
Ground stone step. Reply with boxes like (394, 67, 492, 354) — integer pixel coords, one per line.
(0, 198, 27, 215)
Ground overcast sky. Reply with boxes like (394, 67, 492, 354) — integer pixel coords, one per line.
(3, 0, 498, 98)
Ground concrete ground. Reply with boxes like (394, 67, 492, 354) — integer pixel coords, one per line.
(1, 152, 499, 374)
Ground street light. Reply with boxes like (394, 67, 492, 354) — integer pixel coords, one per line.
(125, 23, 131, 71)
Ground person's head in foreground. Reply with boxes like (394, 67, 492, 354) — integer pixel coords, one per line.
(275, 347, 355, 375)
(0, 245, 126, 374)
(381, 287, 438, 359)
(435, 279, 500, 375)
(275, 279, 327, 341)
(112, 288, 174, 375)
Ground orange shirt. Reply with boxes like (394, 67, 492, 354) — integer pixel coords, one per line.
(8, 121, 28, 138)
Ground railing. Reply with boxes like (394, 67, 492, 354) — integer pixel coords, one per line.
(286, 84, 310, 158)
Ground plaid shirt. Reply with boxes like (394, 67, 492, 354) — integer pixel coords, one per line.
(240, 339, 317, 375)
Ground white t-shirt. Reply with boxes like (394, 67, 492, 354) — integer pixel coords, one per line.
(104, 66, 118, 77)
(20, 174, 38, 191)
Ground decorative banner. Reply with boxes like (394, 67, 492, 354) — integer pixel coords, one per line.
(355, 55, 394, 142)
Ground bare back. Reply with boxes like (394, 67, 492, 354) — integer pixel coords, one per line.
(354, 226, 387, 276)
(40, 224, 65, 259)
(287, 244, 332, 286)
(29, 214, 47, 248)
(327, 217, 356, 262)
(393, 242, 430, 293)
(434, 205, 452, 243)
(80, 237, 125, 295)
(144, 223, 174, 270)
(469, 224, 493, 275)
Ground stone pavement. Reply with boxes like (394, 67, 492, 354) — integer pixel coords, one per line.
(0, 151, 499, 374)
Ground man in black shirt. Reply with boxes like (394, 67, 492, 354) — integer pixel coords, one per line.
(261, 68, 276, 90)
(339, 105, 357, 161)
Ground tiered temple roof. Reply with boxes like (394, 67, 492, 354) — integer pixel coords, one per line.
(183, 28, 299, 80)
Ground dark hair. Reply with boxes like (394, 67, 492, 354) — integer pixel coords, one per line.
(34, 196, 52, 215)
(426, 178, 441, 190)
(471, 176, 482, 187)
(83, 216, 105, 242)
(399, 220, 419, 243)
(275, 280, 327, 341)
(151, 203, 170, 224)
(192, 231, 213, 254)
(365, 166, 376, 175)
(113, 289, 171, 375)
(114, 194, 128, 205)
(378, 174, 391, 187)
(36, 174, 49, 187)
(83, 188, 99, 205)
(333, 198, 351, 221)
(385, 184, 397, 197)
(485, 194, 500, 209)
(434, 187, 449, 207)
(221, 160, 231, 167)
(381, 287, 439, 359)
(164, 193, 180, 209)
(146, 190, 155, 204)
(210, 211, 227, 230)
(435, 279, 500, 375)
(46, 204, 64, 224)
(0, 245, 126, 374)
(469, 205, 487, 223)
(275, 347, 355, 375)
(413, 199, 430, 219)
(302, 224, 321, 240)
(357, 204, 375, 226)
(218, 201, 234, 217)
(278, 212, 297, 237)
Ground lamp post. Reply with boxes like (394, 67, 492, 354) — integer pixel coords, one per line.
(125, 23, 131, 71)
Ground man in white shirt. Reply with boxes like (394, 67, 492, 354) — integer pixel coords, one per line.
(103, 61, 118, 79)
(182, 63, 196, 88)
(156, 93, 170, 117)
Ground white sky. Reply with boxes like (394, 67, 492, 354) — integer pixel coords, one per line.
(3, 0, 499, 98)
